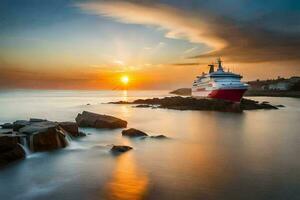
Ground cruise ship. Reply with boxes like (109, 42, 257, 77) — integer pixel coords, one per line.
(192, 59, 248, 102)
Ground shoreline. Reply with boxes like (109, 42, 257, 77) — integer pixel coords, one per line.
(170, 88, 300, 98)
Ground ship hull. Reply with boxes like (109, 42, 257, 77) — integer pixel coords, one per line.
(192, 88, 247, 102)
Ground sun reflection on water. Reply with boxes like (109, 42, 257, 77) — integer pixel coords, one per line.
(105, 153, 149, 200)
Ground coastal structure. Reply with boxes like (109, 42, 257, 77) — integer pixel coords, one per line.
(248, 76, 300, 91)
(192, 59, 248, 102)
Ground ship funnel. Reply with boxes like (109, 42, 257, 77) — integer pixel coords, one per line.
(217, 58, 224, 71)
(208, 64, 214, 73)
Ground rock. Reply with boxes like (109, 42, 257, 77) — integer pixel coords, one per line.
(276, 104, 285, 108)
(78, 131, 87, 137)
(150, 135, 168, 139)
(122, 128, 148, 137)
(134, 104, 152, 108)
(0, 135, 26, 166)
(58, 122, 79, 137)
(170, 88, 191, 96)
(240, 98, 278, 110)
(19, 121, 68, 152)
(110, 96, 279, 112)
(111, 145, 132, 153)
(13, 120, 30, 131)
(262, 101, 270, 104)
(0, 130, 12, 134)
(0, 123, 13, 129)
(30, 118, 47, 123)
(75, 111, 127, 129)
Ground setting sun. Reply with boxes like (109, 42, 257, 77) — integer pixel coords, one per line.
(121, 75, 129, 85)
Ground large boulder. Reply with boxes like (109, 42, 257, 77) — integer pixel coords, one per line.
(75, 111, 127, 129)
(0, 135, 26, 166)
(58, 122, 79, 137)
(122, 128, 148, 137)
(19, 121, 68, 152)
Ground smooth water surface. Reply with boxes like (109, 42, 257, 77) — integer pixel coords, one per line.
(0, 90, 300, 200)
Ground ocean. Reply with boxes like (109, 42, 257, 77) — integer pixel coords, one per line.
(0, 90, 300, 200)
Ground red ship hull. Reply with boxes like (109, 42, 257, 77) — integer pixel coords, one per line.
(208, 89, 247, 102)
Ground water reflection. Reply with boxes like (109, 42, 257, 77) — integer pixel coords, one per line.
(105, 153, 149, 200)
(121, 90, 128, 102)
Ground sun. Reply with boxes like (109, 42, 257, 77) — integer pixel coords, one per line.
(121, 75, 129, 85)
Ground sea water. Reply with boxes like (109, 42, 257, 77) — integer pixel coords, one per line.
(0, 90, 299, 200)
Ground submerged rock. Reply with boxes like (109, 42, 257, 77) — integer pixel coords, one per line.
(122, 128, 148, 137)
(111, 145, 133, 153)
(0, 135, 26, 166)
(150, 135, 168, 139)
(134, 104, 152, 108)
(76, 111, 127, 129)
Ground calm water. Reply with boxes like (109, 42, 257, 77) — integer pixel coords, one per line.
(0, 90, 300, 200)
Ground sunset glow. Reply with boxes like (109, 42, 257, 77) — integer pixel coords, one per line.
(121, 75, 129, 85)
(0, 1, 299, 90)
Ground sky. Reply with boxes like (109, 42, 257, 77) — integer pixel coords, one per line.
(0, 0, 300, 90)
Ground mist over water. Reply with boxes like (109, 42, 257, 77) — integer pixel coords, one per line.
(0, 90, 300, 200)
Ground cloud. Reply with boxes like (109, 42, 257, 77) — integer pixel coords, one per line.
(75, 1, 227, 50)
(76, 1, 300, 63)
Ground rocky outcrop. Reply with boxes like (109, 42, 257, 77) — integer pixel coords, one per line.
(19, 121, 69, 152)
(76, 111, 127, 129)
(111, 145, 133, 153)
(170, 88, 191, 96)
(122, 128, 148, 137)
(110, 96, 279, 112)
(240, 98, 278, 110)
(58, 122, 79, 137)
(0, 135, 26, 167)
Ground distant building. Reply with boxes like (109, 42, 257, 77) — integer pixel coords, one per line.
(247, 76, 299, 91)
(268, 81, 291, 90)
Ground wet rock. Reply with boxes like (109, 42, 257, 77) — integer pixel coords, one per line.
(134, 104, 152, 108)
(111, 145, 133, 153)
(240, 98, 278, 110)
(29, 118, 47, 123)
(109, 96, 279, 112)
(0, 123, 13, 129)
(0, 135, 26, 166)
(122, 128, 148, 137)
(58, 122, 79, 137)
(12, 120, 30, 131)
(75, 111, 127, 129)
(19, 121, 68, 152)
(0, 130, 12, 134)
(78, 131, 87, 137)
(150, 135, 168, 139)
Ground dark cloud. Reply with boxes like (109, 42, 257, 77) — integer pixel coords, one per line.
(78, 0, 300, 64)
